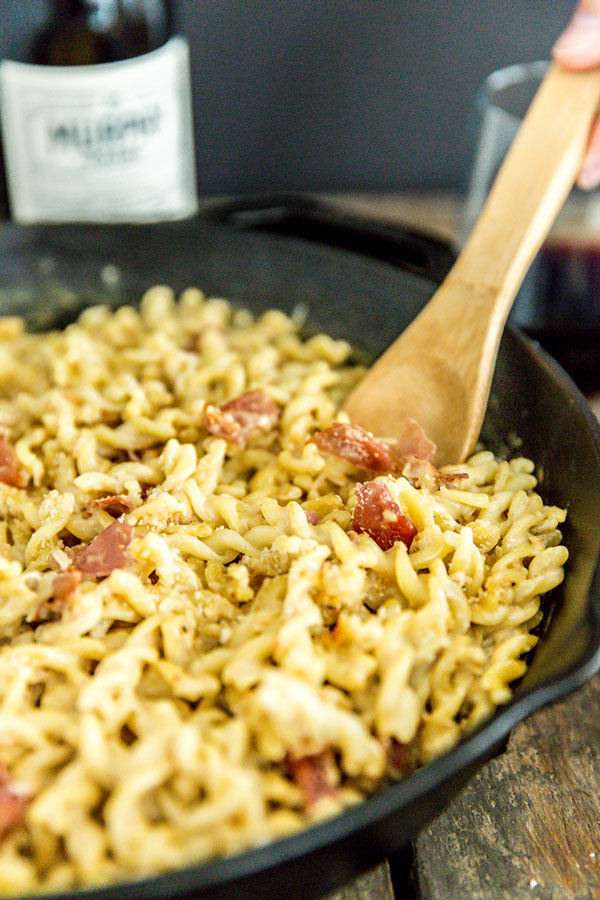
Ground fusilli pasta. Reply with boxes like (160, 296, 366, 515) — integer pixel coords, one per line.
(0, 287, 567, 894)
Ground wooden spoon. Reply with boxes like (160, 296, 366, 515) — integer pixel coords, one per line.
(343, 63, 600, 465)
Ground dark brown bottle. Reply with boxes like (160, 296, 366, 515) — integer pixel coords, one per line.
(0, 0, 197, 223)
(31, 0, 171, 65)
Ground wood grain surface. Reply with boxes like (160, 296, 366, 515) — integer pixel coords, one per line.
(415, 674, 600, 900)
(328, 862, 395, 900)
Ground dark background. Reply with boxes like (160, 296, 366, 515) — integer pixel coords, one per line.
(0, 1, 577, 195)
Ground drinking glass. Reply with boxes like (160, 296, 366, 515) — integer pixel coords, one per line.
(462, 60, 600, 389)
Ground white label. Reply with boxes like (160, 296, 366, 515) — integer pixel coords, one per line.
(0, 37, 198, 223)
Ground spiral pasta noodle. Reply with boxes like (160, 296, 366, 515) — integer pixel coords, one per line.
(0, 287, 567, 894)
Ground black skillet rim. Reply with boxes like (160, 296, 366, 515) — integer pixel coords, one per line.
(2, 213, 600, 900)
(27, 326, 600, 900)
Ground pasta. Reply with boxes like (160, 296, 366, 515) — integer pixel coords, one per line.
(0, 286, 568, 894)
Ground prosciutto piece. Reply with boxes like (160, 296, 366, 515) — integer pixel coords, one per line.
(304, 509, 321, 525)
(393, 418, 436, 464)
(51, 571, 80, 601)
(0, 765, 27, 842)
(91, 495, 136, 517)
(401, 456, 468, 491)
(0, 431, 25, 488)
(311, 423, 398, 473)
(287, 748, 338, 808)
(204, 389, 280, 444)
(388, 738, 417, 778)
(29, 571, 81, 624)
(72, 519, 133, 578)
(352, 481, 416, 551)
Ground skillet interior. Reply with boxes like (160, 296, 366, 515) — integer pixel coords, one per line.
(1, 218, 600, 900)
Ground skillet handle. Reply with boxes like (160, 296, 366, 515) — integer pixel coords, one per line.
(202, 193, 455, 285)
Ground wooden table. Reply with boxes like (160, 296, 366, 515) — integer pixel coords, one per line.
(321, 192, 600, 900)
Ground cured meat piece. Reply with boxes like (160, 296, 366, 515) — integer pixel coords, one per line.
(402, 456, 468, 491)
(91, 495, 135, 517)
(29, 571, 81, 624)
(139, 483, 154, 501)
(0, 765, 27, 842)
(72, 519, 133, 578)
(287, 748, 338, 808)
(204, 389, 280, 444)
(187, 324, 225, 353)
(203, 405, 241, 443)
(393, 418, 436, 464)
(311, 423, 398, 473)
(51, 571, 81, 601)
(352, 481, 416, 551)
(304, 509, 321, 525)
(388, 738, 417, 778)
(0, 431, 25, 488)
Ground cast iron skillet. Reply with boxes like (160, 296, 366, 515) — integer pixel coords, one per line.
(1, 197, 600, 900)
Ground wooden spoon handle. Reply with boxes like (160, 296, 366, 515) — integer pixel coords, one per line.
(344, 63, 600, 463)
(453, 62, 600, 314)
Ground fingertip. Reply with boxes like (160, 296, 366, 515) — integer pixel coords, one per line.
(553, 8, 600, 70)
(576, 167, 600, 191)
(577, 118, 600, 190)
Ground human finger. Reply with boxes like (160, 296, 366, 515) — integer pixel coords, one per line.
(577, 115, 600, 189)
(553, 0, 600, 70)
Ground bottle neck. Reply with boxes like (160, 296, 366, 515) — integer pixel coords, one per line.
(51, 0, 102, 18)
(33, 0, 171, 64)
(49, 1, 171, 27)
(49, 1, 170, 26)
(51, 0, 117, 20)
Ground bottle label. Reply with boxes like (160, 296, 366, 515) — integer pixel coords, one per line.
(0, 37, 198, 223)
